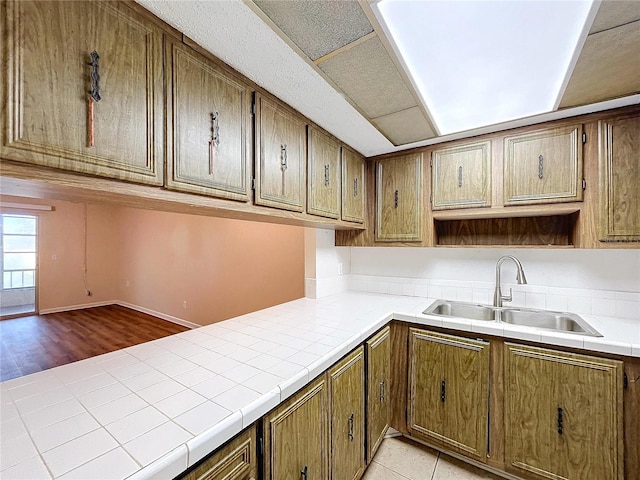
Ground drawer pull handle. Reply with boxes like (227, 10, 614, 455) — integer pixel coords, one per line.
(394, 189, 399, 208)
(557, 407, 563, 435)
(538, 155, 544, 179)
(324, 164, 330, 186)
(348, 413, 354, 441)
(87, 50, 101, 147)
(301, 465, 308, 480)
(209, 111, 219, 175)
(441, 380, 446, 403)
(458, 165, 463, 187)
(354, 178, 358, 197)
(380, 381, 385, 402)
(281, 144, 288, 170)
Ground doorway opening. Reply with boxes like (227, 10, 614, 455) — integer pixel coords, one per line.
(1, 214, 37, 318)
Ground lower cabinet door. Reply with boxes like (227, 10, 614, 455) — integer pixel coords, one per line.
(328, 347, 365, 480)
(177, 425, 257, 480)
(366, 326, 391, 462)
(263, 377, 329, 480)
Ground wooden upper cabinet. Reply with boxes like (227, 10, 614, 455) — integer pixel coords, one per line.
(431, 141, 491, 210)
(307, 126, 341, 219)
(375, 153, 423, 242)
(504, 343, 623, 480)
(341, 147, 365, 224)
(328, 347, 365, 480)
(165, 39, 251, 201)
(0, 1, 163, 185)
(598, 113, 640, 241)
(366, 326, 390, 462)
(503, 125, 583, 205)
(407, 329, 489, 462)
(254, 93, 306, 212)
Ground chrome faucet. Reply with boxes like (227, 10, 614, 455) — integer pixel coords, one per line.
(493, 255, 527, 307)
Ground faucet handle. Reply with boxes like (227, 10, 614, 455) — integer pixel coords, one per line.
(502, 288, 513, 303)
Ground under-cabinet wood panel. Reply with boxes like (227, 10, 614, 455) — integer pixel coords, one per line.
(366, 326, 391, 462)
(0, 0, 164, 185)
(431, 141, 491, 210)
(307, 126, 341, 219)
(504, 125, 583, 205)
(165, 39, 251, 201)
(598, 113, 640, 241)
(375, 153, 423, 242)
(254, 93, 306, 212)
(328, 347, 365, 480)
(341, 147, 365, 224)
(263, 377, 328, 480)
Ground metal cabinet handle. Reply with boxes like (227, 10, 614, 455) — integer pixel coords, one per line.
(538, 155, 544, 179)
(441, 380, 446, 403)
(354, 178, 358, 197)
(394, 190, 399, 208)
(281, 144, 288, 170)
(209, 111, 220, 175)
(557, 407, 563, 435)
(300, 465, 308, 480)
(348, 413, 354, 441)
(458, 165, 463, 187)
(87, 50, 101, 147)
(324, 164, 330, 186)
(380, 381, 385, 402)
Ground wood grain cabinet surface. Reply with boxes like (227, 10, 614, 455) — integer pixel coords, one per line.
(375, 153, 423, 242)
(407, 329, 489, 461)
(307, 126, 341, 219)
(341, 147, 366, 223)
(0, 0, 164, 185)
(598, 113, 640, 241)
(177, 425, 257, 480)
(254, 93, 306, 212)
(503, 125, 584, 205)
(431, 141, 491, 210)
(328, 347, 365, 480)
(366, 326, 390, 462)
(504, 343, 623, 480)
(165, 39, 251, 201)
(263, 376, 329, 480)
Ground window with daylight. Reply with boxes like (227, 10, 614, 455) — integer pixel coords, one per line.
(1, 214, 37, 289)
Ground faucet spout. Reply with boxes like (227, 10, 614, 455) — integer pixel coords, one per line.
(493, 255, 527, 307)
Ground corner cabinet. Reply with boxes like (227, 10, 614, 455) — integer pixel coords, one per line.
(0, 0, 164, 185)
(598, 113, 640, 241)
(407, 329, 489, 461)
(341, 147, 365, 224)
(307, 126, 341, 219)
(503, 125, 583, 205)
(366, 326, 390, 461)
(254, 93, 306, 212)
(263, 377, 328, 480)
(431, 141, 491, 210)
(328, 347, 365, 480)
(504, 343, 623, 480)
(375, 153, 423, 242)
(165, 39, 251, 201)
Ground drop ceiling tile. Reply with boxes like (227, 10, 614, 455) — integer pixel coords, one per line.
(253, 0, 373, 61)
(590, 0, 640, 34)
(318, 36, 416, 119)
(560, 21, 640, 108)
(372, 107, 437, 146)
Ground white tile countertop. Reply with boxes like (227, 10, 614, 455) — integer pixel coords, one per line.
(1, 292, 639, 479)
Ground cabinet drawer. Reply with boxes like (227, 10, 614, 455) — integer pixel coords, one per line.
(178, 425, 257, 480)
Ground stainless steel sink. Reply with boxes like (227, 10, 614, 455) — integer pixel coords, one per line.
(423, 300, 602, 337)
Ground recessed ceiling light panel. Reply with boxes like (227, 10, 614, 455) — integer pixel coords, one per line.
(374, 0, 596, 135)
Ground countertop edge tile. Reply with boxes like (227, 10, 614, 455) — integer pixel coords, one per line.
(125, 444, 187, 480)
(240, 388, 280, 429)
(185, 411, 243, 468)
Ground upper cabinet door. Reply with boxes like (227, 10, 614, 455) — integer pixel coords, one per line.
(0, 1, 163, 185)
(255, 93, 306, 212)
(165, 40, 251, 201)
(341, 147, 365, 224)
(307, 126, 341, 219)
(431, 141, 491, 210)
(598, 113, 640, 242)
(375, 153, 423, 242)
(503, 125, 583, 205)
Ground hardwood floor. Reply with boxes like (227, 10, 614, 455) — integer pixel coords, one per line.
(0, 305, 189, 382)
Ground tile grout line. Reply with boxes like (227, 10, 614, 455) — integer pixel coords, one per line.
(429, 452, 440, 480)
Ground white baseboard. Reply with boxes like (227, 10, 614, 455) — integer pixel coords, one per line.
(39, 300, 116, 315)
(116, 301, 200, 329)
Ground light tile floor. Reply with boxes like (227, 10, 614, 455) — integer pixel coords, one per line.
(363, 436, 504, 480)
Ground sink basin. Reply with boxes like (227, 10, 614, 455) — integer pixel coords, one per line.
(423, 300, 602, 337)
(424, 300, 498, 321)
(501, 309, 602, 336)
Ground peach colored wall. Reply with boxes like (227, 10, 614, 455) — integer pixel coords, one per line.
(0, 196, 120, 311)
(115, 208, 305, 326)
